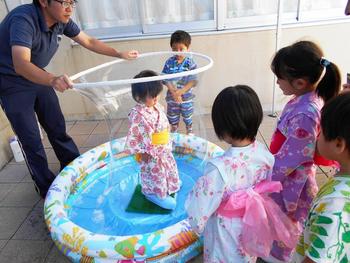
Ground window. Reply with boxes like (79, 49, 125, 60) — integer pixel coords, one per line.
(4, 0, 31, 11)
(141, 0, 215, 34)
(220, 0, 348, 30)
(219, 0, 297, 29)
(74, 0, 142, 39)
(74, 0, 215, 39)
(3, 0, 350, 40)
(298, 0, 347, 22)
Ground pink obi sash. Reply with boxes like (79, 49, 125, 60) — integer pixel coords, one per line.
(216, 180, 301, 257)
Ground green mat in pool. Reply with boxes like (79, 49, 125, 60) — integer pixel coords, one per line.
(126, 185, 172, 214)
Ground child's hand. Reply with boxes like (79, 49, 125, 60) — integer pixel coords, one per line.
(169, 89, 183, 103)
(135, 153, 152, 163)
(174, 89, 185, 97)
(173, 94, 183, 103)
(174, 89, 185, 103)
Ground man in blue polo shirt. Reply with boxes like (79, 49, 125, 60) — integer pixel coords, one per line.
(0, 0, 138, 198)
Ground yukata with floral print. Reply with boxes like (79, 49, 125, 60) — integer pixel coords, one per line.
(293, 177, 350, 263)
(268, 40, 342, 262)
(186, 141, 274, 262)
(125, 103, 180, 199)
(124, 69, 181, 211)
(269, 91, 322, 260)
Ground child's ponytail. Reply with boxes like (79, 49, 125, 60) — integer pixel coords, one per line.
(271, 41, 341, 103)
(316, 60, 341, 103)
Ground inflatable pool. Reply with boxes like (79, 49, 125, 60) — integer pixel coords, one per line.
(44, 52, 218, 262)
(44, 133, 223, 262)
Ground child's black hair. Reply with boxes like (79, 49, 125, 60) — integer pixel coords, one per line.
(170, 30, 191, 48)
(212, 85, 263, 141)
(271, 40, 340, 103)
(321, 92, 350, 151)
(131, 70, 163, 103)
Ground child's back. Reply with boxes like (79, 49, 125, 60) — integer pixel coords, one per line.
(186, 140, 273, 262)
(186, 86, 298, 262)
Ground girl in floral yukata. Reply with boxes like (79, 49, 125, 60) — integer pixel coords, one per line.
(186, 85, 299, 263)
(125, 70, 180, 210)
(293, 92, 350, 263)
(266, 41, 341, 263)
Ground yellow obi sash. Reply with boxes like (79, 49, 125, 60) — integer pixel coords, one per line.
(151, 130, 170, 145)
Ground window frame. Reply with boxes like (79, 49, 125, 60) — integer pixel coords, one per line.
(4, 0, 350, 40)
(217, 0, 349, 30)
(74, 0, 218, 40)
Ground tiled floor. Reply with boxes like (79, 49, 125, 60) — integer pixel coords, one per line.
(0, 114, 331, 263)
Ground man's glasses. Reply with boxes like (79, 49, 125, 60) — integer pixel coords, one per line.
(53, 0, 77, 9)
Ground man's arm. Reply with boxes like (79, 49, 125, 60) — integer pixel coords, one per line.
(11, 45, 72, 92)
(72, 31, 138, 59)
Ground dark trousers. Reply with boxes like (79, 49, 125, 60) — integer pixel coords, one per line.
(0, 85, 79, 197)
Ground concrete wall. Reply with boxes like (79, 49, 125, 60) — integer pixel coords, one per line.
(52, 22, 350, 120)
(0, 111, 13, 168)
(0, 1, 14, 168)
(0, 0, 7, 18)
(1, 20, 350, 166)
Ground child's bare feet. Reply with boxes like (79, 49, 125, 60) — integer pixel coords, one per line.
(186, 125, 193, 135)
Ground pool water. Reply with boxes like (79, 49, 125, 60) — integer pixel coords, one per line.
(65, 154, 205, 236)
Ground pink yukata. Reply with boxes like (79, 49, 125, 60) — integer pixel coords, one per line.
(185, 141, 274, 262)
(269, 91, 323, 261)
(125, 103, 180, 199)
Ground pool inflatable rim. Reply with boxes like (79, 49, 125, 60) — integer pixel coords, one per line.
(44, 134, 223, 261)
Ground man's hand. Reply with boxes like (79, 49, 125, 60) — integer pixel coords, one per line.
(50, 75, 73, 92)
(117, 50, 139, 60)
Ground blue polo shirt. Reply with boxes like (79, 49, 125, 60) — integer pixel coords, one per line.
(0, 4, 80, 93)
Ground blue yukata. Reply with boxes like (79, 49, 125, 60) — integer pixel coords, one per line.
(162, 55, 197, 133)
